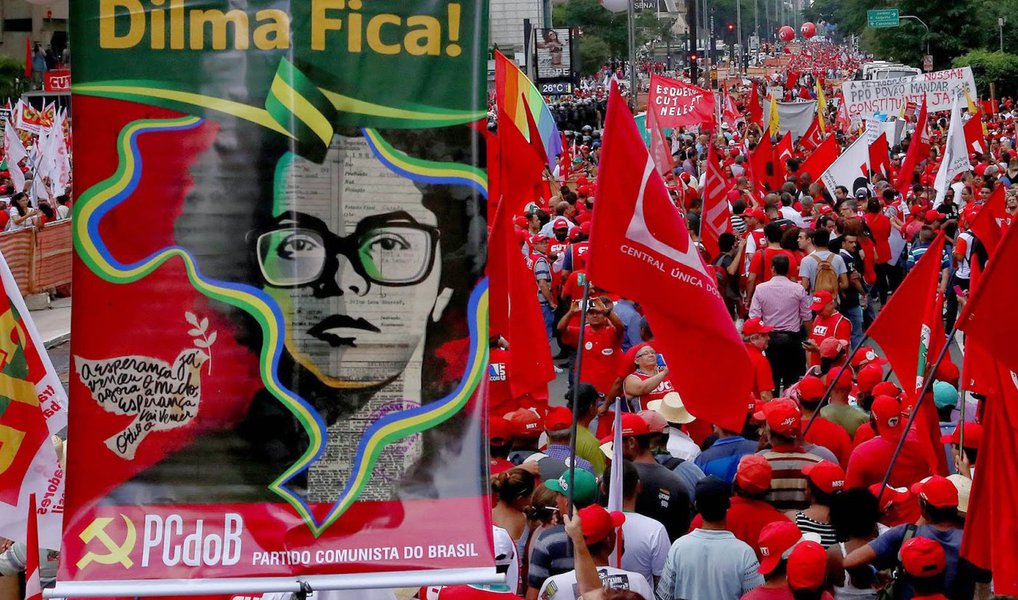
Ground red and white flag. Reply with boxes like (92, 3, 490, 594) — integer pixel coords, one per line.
(799, 115, 824, 151)
(799, 134, 840, 182)
(701, 143, 733, 261)
(25, 494, 42, 600)
(722, 91, 742, 129)
(819, 136, 869, 193)
(587, 86, 753, 433)
(647, 106, 675, 177)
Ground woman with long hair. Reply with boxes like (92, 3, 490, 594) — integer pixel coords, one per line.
(7, 192, 39, 231)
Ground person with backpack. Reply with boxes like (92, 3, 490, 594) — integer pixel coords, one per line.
(798, 228, 848, 296)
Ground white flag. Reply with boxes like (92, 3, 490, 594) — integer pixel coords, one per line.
(4, 119, 28, 194)
(933, 94, 969, 206)
(607, 399, 624, 567)
(819, 136, 869, 194)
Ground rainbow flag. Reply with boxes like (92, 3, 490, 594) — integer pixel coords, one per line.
(494, 51, 562, 171)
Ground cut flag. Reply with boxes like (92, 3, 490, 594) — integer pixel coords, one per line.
(701, 142, 733, 261)
(963, 111, 986, 155)
(958, 216, 1018, 375)
(750, 130, 776, 195)
(896, 100, 930, 197)
(799, 134, 839, 182)
(494, 51, 562, 171)
(868, 132, 891, 180)
(968, 185, 1008, 253)
(586, 86, 753, 433)
(799, 115, 824, 151)
(774, 131, 793, 189)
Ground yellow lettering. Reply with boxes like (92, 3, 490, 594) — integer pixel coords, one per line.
(253, 10, 289, 50)
(312, 0, 344, 51)
(189, 9, 249, 50)
(366, 14, 401, 55)
(170, 0, 185, 49)
(404, 16, 441, 56)
(150, 0, 165, 49)
(348, 12, 362, 52)
(99, 0, 145, 49)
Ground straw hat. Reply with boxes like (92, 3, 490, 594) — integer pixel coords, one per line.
(947, 474, 971, 514)
(647, 392, 696, 425)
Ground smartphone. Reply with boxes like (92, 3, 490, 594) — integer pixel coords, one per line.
(656, 354, 666, 368)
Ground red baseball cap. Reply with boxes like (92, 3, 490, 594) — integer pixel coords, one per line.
(787, 541, 828, 590)
(810, 291, 834, 311)
(544, 407, 574, 432)
(870, 483, 914, 512)
(508, 408, 544, 438)
(795, 375, 826, 402)
(530, 234, 551, 245)
(818, 204, 834, 215)
(513, 216, 529, 229)
(934, 359, 960, 385)
(488, 416, 513, 444)
(615, 412, 651, 437)
(746, 208, 768, 222)
(911, 476, 959, 509)
(872, 381, 901, 399)
(871, 395, 903, 433)
(924, 209, 942, 222)
(819, 337, 849, 359)
(758, 521, 803, 575)
(851, 346, 888, 368)
(743, 318, 775, 336)
(552, 217, 571, 230)
(802, 461, 845, 494)
(856, 363, 885, 392)
(901, 537, 947, 577)
(940, 422, 983, 449)
(735, 454, 773, 495)
(754, 398, 802, 437)
(578, 504, 625, 545)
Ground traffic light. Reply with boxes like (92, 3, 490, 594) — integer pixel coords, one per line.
(727, 23, 735, 31)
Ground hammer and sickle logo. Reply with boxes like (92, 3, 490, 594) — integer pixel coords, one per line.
(75, 515, 136, 569)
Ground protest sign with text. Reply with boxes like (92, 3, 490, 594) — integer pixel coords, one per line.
(841, 67, 977, 122)
(647, 74, 716, 129)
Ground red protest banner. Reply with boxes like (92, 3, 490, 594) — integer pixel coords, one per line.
(44, 69, 71, 92)
(647, 74, 715, 129)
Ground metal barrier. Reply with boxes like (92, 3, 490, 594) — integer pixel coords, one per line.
(0, 220, 72, 295)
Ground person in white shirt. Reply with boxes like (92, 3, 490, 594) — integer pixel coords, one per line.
(607, 460, 670, 590)
(537, 504, 653, 600)
(647, 394, 700, 462)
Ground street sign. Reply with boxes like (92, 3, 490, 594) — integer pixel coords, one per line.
(867, 9, 900, 28)
(923, 55, 934, 71)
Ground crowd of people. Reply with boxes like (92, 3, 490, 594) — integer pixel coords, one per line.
(465, 39, 1018, 600)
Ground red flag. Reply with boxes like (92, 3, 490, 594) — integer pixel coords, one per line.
(488, 112, 556, 400)
(774, 131, 793, 189)
(958, 216, 1018, 375)
(24, 39, 32, 79)
(485, 130, 501, 221)
(722, 91, 742, 129)
(868, 132, 891, 180)
(750, 131, 776, 194)
(587, 87, 753, 433)
(647, 74, 715, 129)
(748, 82, 763, 126)
(558, 132, 571, 182)
(896, 100, 930, 197)
(799, 134, 839, 181)
(786, 71, 800, 91)
(961, 360, 1018, 595)
(25, 494, 41, 600)
(799, 115, 823, 151)
(960, 260, 996, 396)
(964, 111, 986, 155)
(868, 233, 947, 404)
(969, 185, 1008, 254)
(797, 85, 811, 100)
(647, 106, 675, 177)
(701, 143, 732, 261)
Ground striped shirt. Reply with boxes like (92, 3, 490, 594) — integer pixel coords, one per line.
(731, 214, 747, 235)
(757, 447, 825, 511)
(794, 512, 838, 548)
(527, 525, 572, 591)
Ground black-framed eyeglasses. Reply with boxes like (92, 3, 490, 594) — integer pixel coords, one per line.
(255, 210, 440, 288)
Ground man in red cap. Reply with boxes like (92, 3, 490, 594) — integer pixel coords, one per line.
(506, 408, 545, 464)
(844, 476, 989, 599)
(543, 407, 595, 475)
(742, 521, 807, 600)
(558, 296, 625, 400)
(900, 537, 950, 600)
(844, 395, 931, 490)
(804, 293, 851, 369)
(540, 504, 653, 600)
(488, 416, 516, 475)
(755, 398, 828, 511)
(614, 412, 692, 541)
(786, 541, 831, 598)
(689, 454, 792, 559)
(794, 375, 852, 466)
(743, 318, 776, 402)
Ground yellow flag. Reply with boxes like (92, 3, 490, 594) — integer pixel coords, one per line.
(816, 80, 827, 133)
(769, 95, 780, 137)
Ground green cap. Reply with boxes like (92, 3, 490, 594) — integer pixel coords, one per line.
(544, 469, 598, 507)
(933, 381, 959, 410)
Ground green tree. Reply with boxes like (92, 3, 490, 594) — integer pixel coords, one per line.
(578, 35, 612, 75)
(953, 50, 1018, 97)
(0, 56, 26, 100)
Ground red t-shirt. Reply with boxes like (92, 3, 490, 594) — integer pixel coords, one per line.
(853, 422, 876, 446)
(488, 348, 516, 418)
(690, 497, 792, 559)
(748, 247, 800, 283)
(804, 416, 853, 466)
(864, 213, 893, 264)
(808, 313, 851, 367)
(845, 431, 932, 490)
(564, 323, 624, 396)
(746, 343, 775, 398)
(742, 588, 833, 600)
(627, 369, 676, 407)
(560, 270, 588, 304)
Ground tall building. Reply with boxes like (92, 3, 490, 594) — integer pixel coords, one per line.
(0, 0, 68, 63)
(490, 0, 546, 54)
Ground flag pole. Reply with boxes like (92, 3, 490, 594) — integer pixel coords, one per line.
(801, 335, 870, 436)
(566, 278, 593, 519)
(877, 326, 958, 499)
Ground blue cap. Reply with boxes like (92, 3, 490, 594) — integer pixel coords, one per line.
(933, 381, 958, 410)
